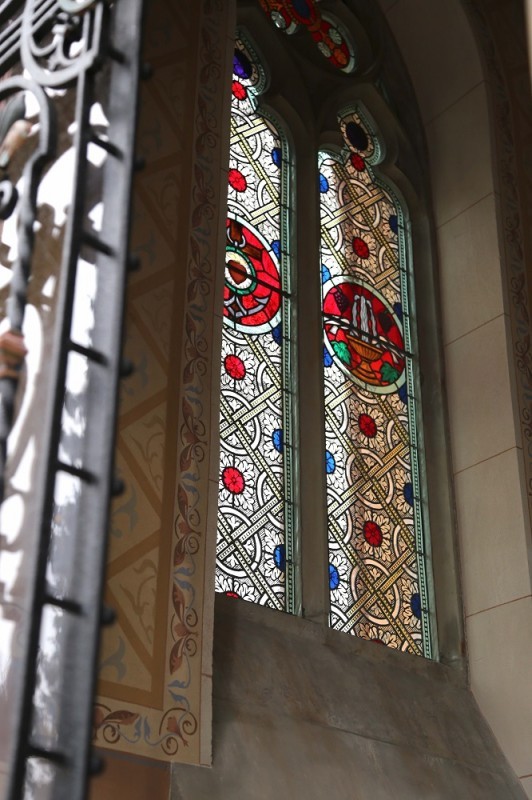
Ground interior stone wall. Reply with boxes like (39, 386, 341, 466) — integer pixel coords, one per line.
(378, 1, 532, 796)
(170, 596, 527, 800)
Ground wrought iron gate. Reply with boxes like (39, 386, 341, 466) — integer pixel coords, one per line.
(0, 0, 146, 797)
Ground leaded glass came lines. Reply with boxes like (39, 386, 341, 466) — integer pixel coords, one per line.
(216, 40, 294, 610)
(320, 110, 432, 656)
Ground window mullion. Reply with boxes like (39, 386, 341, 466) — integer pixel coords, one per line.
(295, 138, 330, 625)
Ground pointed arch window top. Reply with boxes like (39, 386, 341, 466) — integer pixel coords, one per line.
(232, 39, 268, 103)
(258, 0, 356, 72)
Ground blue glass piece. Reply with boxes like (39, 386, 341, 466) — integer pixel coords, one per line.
(403, 482, 414, 507)
(274, 544, 286, 572)
(321, 264, 331, 283)
(329, 563, 340, 590)
(325, 450, 336, 474)
(389, 214, 398, 234)
(272, 428, 283, 453)
(293, 0, 312, 19)
(398, 383, 407, 404)
(271, 239, 281, 258)
(272, 146, 282, 167)
(393, 302, 403, 321)
(233, 49, 252, 79)
(319, 173, 329, 193)
(411, 592, 422, 619)
(323, 346, 333, 367)
(272, 323, 282, 345)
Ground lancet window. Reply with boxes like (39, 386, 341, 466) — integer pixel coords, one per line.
(216, 9, 434, 658)
(319, 109, 432, 656)
(215, 40, 296, 612)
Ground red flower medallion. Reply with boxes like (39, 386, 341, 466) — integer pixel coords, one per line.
(222, 466, 245, 494)
(358, 413, 377, 438)
(363, 520, 383, 547)
(352, 236, 370, 259)
(224, 354, 246, 380)
(232, 80, 247, 100)
(350, 153, 365, 171)
(228, 168, 247, 192)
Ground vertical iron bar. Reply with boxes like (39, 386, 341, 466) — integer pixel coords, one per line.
(55, 0, 145, 795)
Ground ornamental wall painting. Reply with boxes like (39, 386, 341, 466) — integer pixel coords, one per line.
(92, 0, 233, 765)
(215, 40, 296, 612)
(319, 109, 432, 656)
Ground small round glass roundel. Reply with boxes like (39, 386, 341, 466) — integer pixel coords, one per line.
(345, 120, 369, 152)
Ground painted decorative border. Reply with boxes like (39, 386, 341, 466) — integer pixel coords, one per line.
(94, 0, 230, 763)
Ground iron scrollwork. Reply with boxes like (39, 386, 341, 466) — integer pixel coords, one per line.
(0, 0, 109, 496)
(0, 75, 55, 500)
(21, 0, 107, 87)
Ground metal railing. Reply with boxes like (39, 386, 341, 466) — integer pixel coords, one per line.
(0, 1, 146, 797)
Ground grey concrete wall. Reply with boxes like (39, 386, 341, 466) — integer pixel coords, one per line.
(171, 595, 526, 799)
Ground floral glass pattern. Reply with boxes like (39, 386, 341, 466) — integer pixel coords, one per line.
(319, 109, 432, 656)
(216, 40, 295, 611)
(258, 0, 355, 73)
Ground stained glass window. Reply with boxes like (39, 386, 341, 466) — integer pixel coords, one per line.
(258, 0, 356, 73)
(319, 109, 432, 656)
(215, 39, 295, 611)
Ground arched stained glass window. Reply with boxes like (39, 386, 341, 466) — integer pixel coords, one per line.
(319, 109, 433, 656)
(215, 39, 296, 612)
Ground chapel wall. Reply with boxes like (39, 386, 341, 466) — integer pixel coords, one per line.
(379, 1, 532, 795)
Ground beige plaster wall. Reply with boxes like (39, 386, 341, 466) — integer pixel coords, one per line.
(379, 0, 532, 795)
(171, 596, 527, 800)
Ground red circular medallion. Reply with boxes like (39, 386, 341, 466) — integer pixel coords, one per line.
(363, 521, 383, 547)
(350, 153, 365, 171)
(224, 216, 282, 333)
(222, 466, 245, 495)
(228, 168, 247, 193)
(232, 80, 247, 100)
(224, 354, 246, 380)
(358, 413, 377, 438)
(323, 279, 405, 391)
(352, 236, 370, 259)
